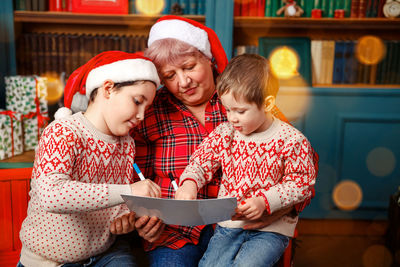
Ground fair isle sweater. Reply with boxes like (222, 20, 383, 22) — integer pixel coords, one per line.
(20, 112, 133, 267)
(180, 118, 316, 237)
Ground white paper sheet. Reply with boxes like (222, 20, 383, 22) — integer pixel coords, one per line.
(121, 194, 237, 226)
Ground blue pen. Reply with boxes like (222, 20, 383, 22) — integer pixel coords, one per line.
(133, 163, 146, 181)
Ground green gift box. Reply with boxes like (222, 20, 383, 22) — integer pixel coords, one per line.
(21, 112, 49, 151)
(5, 75, 48, 115)
(0, 110, 24, 160)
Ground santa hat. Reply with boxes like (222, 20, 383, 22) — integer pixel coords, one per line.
(148, 15, 228, 74)
(55, 51, 160, 119)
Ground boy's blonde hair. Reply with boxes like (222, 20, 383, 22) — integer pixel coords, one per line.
(216, 54, 279, 108)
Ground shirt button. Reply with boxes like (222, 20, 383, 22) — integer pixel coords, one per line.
(206, 117, 210, 121)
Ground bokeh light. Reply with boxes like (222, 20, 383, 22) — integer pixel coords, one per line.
(362, 245, 392, 267)
(332, 180, 363, 211)
(356, 35, 386, 65)
(136, 0, 164, 15)
(366, 147, 396, 177)
(42, 72, 64, 105)
(275, 77, 310, 121)
(269, 46, 299, 79)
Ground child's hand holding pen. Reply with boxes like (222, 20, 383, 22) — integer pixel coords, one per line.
(131, 163, 161, 198)
(174, 179, 198, 200)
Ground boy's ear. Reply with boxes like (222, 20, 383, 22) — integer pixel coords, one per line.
(264, 95, 276, 112)
(102, 80, 114, 98)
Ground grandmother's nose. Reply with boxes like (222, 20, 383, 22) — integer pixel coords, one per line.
(177, 72, 191, 87)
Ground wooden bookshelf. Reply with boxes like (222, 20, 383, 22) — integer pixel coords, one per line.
(13, 11, 205, 35)
(233, 17, 400, 45)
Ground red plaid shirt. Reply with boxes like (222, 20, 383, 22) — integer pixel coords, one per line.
(131, 86, 317, 251)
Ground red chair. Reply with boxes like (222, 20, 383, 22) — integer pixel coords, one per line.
(275, 228, 298, 267)
(0, 167, 33, 267)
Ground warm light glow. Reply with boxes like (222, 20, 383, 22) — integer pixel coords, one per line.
(269, 46, 299, 79)
(366, 147, 396, 177)
(332, 180, 363, 211)
(356, 35, 386, 65)
(275, 77, 310, 121)
(43, 73, 63, 105)
(362, 245, 392, 267)
(136, 0, 164, 15)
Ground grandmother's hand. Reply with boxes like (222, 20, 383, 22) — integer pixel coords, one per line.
(110, 212, 136, 235)
(135, 216, 165, 243)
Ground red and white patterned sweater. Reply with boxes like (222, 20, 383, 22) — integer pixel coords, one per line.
(20, 112, 134, 266)
(180, 118, 316, 237)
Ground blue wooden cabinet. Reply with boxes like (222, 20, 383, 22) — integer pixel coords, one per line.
(278, 87, 400, 219)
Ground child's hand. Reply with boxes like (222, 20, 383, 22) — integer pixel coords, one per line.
(110, 211, 136, 235)
(175, 180, 197, 200)
(234, 197, 266, 221)
(130, 180, 161, 198)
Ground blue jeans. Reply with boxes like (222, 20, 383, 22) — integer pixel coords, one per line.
(199, 225, 290, 267)
(147, 225, 214, 267)
(17, 235, 137, 267)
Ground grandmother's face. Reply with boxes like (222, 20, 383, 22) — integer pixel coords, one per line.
(159, 54, 215, 107)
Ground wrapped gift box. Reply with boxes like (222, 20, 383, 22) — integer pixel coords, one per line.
(5, 75, 48, 115)
(0, 111, 24, 160)
(22, 112, 49, 151)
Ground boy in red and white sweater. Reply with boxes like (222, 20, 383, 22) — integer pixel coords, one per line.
(18, 51, 161, 267)
(175, 54, 317, 266)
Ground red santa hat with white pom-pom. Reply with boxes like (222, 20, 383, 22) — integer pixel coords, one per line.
(147, 15, 228, 74)
(55, 51, 160, 120)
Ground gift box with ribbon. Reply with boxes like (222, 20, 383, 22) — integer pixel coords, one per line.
(5, 75, 48, 114)
(0, 110, 24, 160)
(22, 111, 50, 151)
(5, 75, 50, 151)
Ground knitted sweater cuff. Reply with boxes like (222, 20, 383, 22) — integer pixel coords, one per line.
(108, 184, 132, 206)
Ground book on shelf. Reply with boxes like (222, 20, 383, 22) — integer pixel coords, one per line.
(332, 40, 346, 84)
(350, 0, 360, 17)
(241, 0, 250, 16)
(258, 37, 312, 86)
(320, 40, 335, 85)
(311, 40, 323, 85)
(387, 41, 399, 84)
(16, 32, 149, 78)
(234, 0, 241, 16)
(300, 0, 310, 18)
(256, 0, 266, 17)
(128, 0, 136, 14)
(248, 0, 258, 17)
(189, 0, 198, 15)
(343, 0, 352, 16)
(358, 0, 367, 18)
(342, 40, 357, 84)
(15, 0, 26, 11)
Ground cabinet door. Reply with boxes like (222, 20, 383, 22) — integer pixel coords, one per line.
(278, 87, 400, 219)
(0, 167, 32, 267)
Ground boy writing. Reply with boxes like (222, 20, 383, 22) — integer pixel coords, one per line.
(19, 51, 161, 267)
(175, 54, 317, 266)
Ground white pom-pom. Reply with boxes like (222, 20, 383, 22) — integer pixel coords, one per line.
(54, 107, 72, 120)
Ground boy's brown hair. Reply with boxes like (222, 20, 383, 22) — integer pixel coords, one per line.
(216, 54, 279, 108)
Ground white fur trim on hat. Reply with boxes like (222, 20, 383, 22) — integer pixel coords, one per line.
(148, 19, 212, 59)
(54, 107, 73, 120)
(85, 58, 160, 98)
